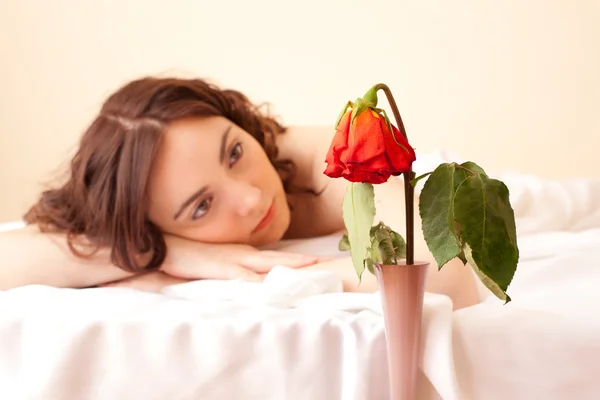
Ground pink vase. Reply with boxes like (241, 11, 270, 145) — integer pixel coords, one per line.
(374, 261, 429, 400)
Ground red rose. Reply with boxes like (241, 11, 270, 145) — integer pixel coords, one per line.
(324, 108, 416, 184)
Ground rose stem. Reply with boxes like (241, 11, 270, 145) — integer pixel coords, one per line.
(374, 83, 414, 265)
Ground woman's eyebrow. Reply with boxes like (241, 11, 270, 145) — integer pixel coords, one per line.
(173, 124, 233, 220)
(219, 124, 233, 164)
(173, 187, 208, 220)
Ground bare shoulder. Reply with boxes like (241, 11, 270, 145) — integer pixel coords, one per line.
(276, 125, 334, 178)
(277, 126, 347, 238)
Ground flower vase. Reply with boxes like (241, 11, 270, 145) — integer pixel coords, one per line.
(374, 261, 429, 400)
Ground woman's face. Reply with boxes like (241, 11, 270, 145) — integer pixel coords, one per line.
(147, 116, 290, 247)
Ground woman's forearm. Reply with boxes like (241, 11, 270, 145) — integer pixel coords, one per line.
(0, 225, 134, 290)
(0, 225, 321, 291)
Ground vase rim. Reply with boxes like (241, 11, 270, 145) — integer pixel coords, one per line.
(375, 260, 430, 268)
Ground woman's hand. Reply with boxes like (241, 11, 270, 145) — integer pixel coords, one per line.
(161, 235, 324, 282)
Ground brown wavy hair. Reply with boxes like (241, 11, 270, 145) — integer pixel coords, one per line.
(24, 77, 301, 273)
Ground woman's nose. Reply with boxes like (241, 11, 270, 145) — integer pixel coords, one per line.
(230, 181, 262, 216)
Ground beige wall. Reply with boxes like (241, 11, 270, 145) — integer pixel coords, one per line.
(1, 0, 598, 222)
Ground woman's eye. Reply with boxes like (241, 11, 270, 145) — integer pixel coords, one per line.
(229, 142, 243, 166)
(192, 197, 213, 220)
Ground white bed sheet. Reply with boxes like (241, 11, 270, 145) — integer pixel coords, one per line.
(2, 161, 600, 400)
(0, 264, 458, 400)
(454, 228, 600, 399)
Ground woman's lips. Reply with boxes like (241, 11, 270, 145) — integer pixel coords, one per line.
(253, 200, 276, 233)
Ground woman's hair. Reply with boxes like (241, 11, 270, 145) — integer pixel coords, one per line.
(24, 77, 301, 273)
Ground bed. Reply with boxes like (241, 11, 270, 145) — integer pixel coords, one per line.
(1, 156, 599, 400)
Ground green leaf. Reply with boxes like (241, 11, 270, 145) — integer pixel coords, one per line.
(365, 258, 375, 275)
(390, 230, 407, 260)
(457, 249, 468, 265)
(367, 245, 382, 266)
(367, 222, 407, 267)
(453, 161, 488, 191)
(367, 227, 383, 266)
(373, 227, 396, 265)
(453, 175, 519, 303)
(419, 163, 462, 269)
(460, 161, 488, 176)
(342, 183, 376, 280)
(464, 244, 511, 303)
(338, 234, 351, 251)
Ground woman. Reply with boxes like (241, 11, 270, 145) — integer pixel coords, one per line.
(0, 77, 479, 309)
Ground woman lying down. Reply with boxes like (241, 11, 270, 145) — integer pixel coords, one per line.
(0, 77, 479, 310)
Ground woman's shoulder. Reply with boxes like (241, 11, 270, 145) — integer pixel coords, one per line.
(277, 125, 338, 203)
(277, 125, 333, 173)
(278, 125, 347, 239)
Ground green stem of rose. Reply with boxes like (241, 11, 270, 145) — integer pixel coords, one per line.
(373, 83, 415, 265)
